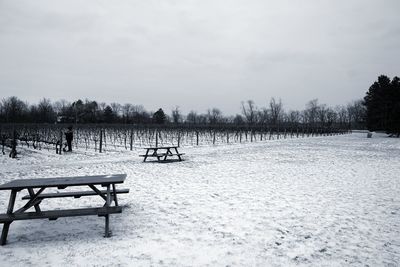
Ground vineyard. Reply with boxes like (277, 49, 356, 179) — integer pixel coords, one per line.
(0, 124, 349, 158)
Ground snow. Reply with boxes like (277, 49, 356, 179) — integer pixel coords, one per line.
(0, 132, 399, 266)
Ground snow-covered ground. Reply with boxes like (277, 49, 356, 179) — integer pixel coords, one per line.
(0, 132, 399, 266)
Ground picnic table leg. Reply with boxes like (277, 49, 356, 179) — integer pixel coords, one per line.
(104, 185, 111, 237)
(143, 149, 150, 162)
(1, 190, 17, 246)
(28, 188, 42, 212)
(163, 148, 169, 161)
(153, 148, 162, 162)
(174, 147, 182, 161)
(112, 184, 118, 206)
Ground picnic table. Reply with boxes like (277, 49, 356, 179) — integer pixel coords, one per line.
(0, 174, 129, 245)
(140, 146, 184, 162)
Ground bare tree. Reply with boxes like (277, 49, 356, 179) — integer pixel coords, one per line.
(316, 104, 327, 126)
(110, 103, 122, 119)
(269, 97, 283, 125)
(98, 102, 107, 111)
(131, 105, 150, 123)
(335, 105, 348, 127)
(122, 103, 132, 124)
(186, 111, 198, 124)
(347, 100, 366, 128)
(258, 108, 269, 125)
(171, 106, 182, 124)
(325, 108, 337, 126)
(53, 99, 70, 115)
(233, 114, 245, 125)
(304, 99, 319, 125)
(287, 110, 301, 125)
(1, 96, 28, 122)
(37, 98, 55, 122)
(241, 100, 257, 125)
(207, 108, 222, 124)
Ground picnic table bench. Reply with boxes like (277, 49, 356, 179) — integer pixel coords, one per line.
(140, 146, 184, 162)
(0, 174, 129, 245)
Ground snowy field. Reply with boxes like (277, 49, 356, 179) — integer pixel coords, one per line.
(0, 132, 399, 266)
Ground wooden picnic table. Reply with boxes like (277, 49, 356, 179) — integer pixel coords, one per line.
(140, 146, 184, 162)
(0, 174, 129, 245)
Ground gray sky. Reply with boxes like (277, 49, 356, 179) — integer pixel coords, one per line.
(0, 0, 399, 115)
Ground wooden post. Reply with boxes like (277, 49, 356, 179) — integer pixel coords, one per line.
(155, 129, 158, 148)
(130, 128, 133, 151)
(99, 129, 103, 153)
(213, 131, 216, 145)
(9, 129, 17, 158)
(196, 131, 199, 146)
(227, 131, 229, 143)
(0, 127, 3, 155)
(104, 185, 111, 237)
(59, 130, 63, 155)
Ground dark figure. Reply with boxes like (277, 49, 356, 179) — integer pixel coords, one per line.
(65, 126, 73, 152)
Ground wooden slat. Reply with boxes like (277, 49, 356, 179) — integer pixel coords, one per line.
(143, 146, 178, 149)
(88, 185, 107, 201)
(139, 154, 166, 157)
(0, 207, 122, 223)
(21, 189, 130, 200)
(28, 188, 42, 212)
(139, 153, 184, 157)
(0, 174, 127, 191)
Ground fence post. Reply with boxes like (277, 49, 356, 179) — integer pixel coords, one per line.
(130, 128, 133, 151)
(177, 131, 181, 147)
(196, 131, 199, 146)
(155, 128, 158, 148)
(59, 130, 63, 154)
(9, 129, 17, 158)
(213, 131, 216, 145)
(99, 129, 103, 153)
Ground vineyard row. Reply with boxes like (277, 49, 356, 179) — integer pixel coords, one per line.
(0, 124, 350, 158)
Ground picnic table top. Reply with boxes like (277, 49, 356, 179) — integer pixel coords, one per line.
(144, 146, 179, 150)
(0, 174, 127, 191)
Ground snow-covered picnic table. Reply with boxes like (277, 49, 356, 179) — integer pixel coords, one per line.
(0, 174, 129, 245)
(140, 146, 184, 162)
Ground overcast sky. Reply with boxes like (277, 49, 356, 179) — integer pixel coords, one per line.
(0, 0, 399, 115)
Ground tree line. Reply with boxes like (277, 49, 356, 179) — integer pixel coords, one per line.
(0, 96, 366, 129)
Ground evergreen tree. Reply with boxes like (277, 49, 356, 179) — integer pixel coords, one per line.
(153, 108, 166, 124)
(364, 75, 400, 136)
(103, 105, 114, 123)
